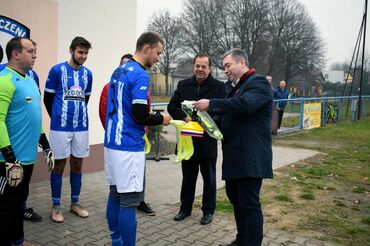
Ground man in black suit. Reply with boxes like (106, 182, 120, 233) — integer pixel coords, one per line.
(168, 53, 224, 225)
(194, 48, 273, 246)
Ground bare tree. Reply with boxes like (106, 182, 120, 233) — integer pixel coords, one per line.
(179, 0, 219, 58)
(227, 0, 271, 72)
(330, 62, 346, 70)
(146, 0, 326, 90)
(267, 0, 325, 82)
(266, 0, 290, 76)
(330, 52, 370, 96)
(205, 0, 238, 67)
(179, 0, 271, 69)
(148, 10, 182, 95)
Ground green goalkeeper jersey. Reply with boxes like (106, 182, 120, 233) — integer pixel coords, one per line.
(0, 67, 42, 164)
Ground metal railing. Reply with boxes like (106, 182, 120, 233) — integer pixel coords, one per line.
(273, 95, 370, 133)
(146, 96, 370, 160)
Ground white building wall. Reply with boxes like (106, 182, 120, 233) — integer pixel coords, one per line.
(323, 70, 344, 84)
(57, 0, 137, 144)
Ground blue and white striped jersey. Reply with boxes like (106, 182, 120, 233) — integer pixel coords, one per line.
(27, 69, 39, 87)
(45, 61, 92, 131)
(104, 60, 149, 152)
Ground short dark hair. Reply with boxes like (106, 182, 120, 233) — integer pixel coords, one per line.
(223, 48, 249, 67)
(193, 53, 212, 67)
(135, 32, 164, 52)
(70, 36, 91, 51)
(6, 37, 36, 60)
(121, 53, 133, 61)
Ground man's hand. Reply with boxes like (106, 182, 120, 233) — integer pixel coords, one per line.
(43, 149, 55, 172)
(183, 116, 191, 123)
(5, 161, 23, 187)
(162, 113, 172, 126)
(193, 99, 210, 112)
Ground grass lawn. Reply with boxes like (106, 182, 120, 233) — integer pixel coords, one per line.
(211, 119, 370, 246)
(281, 115, 300, 128)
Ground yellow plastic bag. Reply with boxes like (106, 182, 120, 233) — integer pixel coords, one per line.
(181, 100, 223, 140)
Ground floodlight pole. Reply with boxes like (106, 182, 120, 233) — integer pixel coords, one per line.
(358, 0, 368, 120)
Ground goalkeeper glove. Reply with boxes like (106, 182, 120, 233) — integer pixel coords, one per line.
(43, 149, 54, 172)
(5, 160, 23, 187)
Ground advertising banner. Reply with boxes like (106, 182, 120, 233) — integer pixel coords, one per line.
(303, 102, 322, 129)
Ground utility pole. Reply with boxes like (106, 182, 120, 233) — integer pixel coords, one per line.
(358, 0, 368, 120)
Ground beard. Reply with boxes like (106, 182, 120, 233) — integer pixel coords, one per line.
(72, 54, 84, 66)
(145, 61, 153, 68)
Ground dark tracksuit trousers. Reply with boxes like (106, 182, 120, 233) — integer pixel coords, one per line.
(0, 163, 33, 246)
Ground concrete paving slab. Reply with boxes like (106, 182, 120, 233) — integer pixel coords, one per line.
(23, 145, 339, 246)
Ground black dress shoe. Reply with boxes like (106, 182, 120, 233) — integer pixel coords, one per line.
(219, 240, 237, 246)
(200, 214, 213, 225)
(137, 202, 155, 216)
(174, 210, 191, 221)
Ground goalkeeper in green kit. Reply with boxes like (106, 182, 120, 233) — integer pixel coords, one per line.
(0, 37, 54, 246)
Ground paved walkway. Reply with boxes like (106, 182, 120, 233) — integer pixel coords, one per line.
(24, 145, 341, 246)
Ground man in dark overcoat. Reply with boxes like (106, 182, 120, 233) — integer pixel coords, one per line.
(194, 48, 273, 246)
(168, 53, 224, 225)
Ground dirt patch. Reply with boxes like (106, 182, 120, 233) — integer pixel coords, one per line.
(261, 157, 369, 245)
(194, 153, 369, 245)
(194, 121, 370, 245)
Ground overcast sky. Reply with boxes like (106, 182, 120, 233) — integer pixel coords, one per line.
(137, 0, 369, 69)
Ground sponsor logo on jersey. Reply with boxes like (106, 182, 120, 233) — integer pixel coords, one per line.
(64, 85, 85, 101)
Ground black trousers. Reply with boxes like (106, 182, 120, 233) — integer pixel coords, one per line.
(180, 158, 216, 215)
(277, 109, 285, 129)
(0, 163, 34, 245)
(226, 177, 263, 246)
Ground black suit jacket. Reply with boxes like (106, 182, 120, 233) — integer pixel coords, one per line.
(209, 71, 273, 180)
(167, 75, 224, 159)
